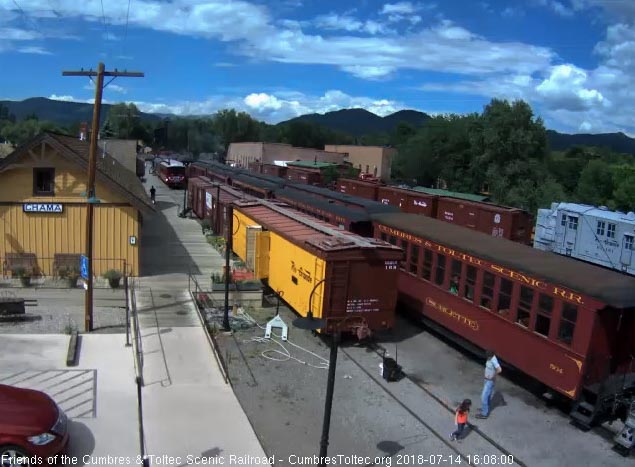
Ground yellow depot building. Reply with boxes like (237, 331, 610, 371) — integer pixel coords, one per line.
(0, 131, 154, 278)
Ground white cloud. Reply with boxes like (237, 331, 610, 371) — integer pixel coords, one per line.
(536, 64, 605, 111)
(341, 65, 396, 80)
(0, 27, 42, 41)
(48, 94, 76, 102)
(17, 46, 51, 55)
(533, 0, 574, 17)
(313, 13, 387, 35)
(244, 93, 283, 110)
(381, 2, 418, 15)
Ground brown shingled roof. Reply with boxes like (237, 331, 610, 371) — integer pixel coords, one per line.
(0, 132, 154, 213)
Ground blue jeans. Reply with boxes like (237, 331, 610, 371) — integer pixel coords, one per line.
(481, 379, 495, 416)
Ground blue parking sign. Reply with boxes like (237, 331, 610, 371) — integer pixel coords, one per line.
(80, 255, 89, 280)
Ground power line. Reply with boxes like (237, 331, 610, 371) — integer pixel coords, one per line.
(99, 0, 110, 55)
(120, 0, 132, 61)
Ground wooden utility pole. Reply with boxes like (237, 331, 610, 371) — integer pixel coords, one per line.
(62, 63, 144, 332)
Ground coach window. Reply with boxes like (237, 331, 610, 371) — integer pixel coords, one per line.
(389, 235, 397, 246)
(560, 215, 566, 227)
(480, 272, 495, 310)
(596, 221, 606, 236)
(435, 254, 446, 286)
(607, 223, 616, 239)
(558, 303, 578, 345)
(410, 245, 420, 275)
(516, 286, 534, 327)
(400, 240, 409, 270)
(497, 278, 513, 317)
(464, 265, 477, 302)
(535, 294, 553, 337)
(380, 232, 387, 242)
(421, 249, 433, 281)
(449, 259, 461, 295)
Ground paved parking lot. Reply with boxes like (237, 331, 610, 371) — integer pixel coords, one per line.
(0, 334, 139, 465)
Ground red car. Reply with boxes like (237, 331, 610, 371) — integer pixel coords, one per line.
(0, 384, 69, 466)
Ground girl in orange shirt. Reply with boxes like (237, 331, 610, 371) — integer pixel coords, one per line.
(450, 399, 471, 441)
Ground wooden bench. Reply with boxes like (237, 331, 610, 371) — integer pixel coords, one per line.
(3, 253, 38, 277)
(53, 254, 81, 278)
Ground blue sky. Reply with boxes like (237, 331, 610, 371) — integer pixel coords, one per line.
(1, 0, 634, 135)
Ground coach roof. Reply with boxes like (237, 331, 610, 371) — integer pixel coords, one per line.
(372, 212, 635, 309)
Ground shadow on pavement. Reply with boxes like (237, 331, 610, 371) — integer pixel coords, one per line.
(65, 420, 96, 465)
(139, 192, 201, 277)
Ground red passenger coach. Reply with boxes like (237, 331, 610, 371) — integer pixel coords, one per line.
(372, 212, 635, 427)
(158, 160, 186, 188)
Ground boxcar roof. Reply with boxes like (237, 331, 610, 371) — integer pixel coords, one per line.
(285, 183, 399, 213)
(235, 201, 401, 256)
(232, 173, 279, 191)
(274, 187, 371, 222)
(372, 212, 635, 308)
(411, 186, 490, 202)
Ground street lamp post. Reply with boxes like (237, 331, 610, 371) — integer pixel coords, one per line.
(292, 278, 336, 466)
(222, 204, 233, 332)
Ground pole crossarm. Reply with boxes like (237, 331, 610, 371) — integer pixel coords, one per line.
(62, 62, 143, 332)
(62, 70, 144, 78)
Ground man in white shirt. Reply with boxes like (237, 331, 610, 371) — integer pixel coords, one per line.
(476, 350, 501, 419)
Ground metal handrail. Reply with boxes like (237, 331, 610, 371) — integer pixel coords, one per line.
(128, 277, 144, 384)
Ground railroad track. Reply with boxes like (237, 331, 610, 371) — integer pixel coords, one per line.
(340, 345, 525, 467)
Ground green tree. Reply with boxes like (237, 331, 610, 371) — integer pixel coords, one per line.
(576, 159, 614, 206)
(611, 165, 635, 212)
(213, 109, 262, 153)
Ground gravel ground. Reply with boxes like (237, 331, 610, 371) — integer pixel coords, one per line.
(0, 285, 127, 333)
(214, 301, 634, 467)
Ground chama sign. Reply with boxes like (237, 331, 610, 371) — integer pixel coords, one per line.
(23, 203, 63, 213)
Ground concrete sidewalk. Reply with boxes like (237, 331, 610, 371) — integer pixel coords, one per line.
(135, 175, 270, 465)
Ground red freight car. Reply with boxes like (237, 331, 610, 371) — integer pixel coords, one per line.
(337, 178, 381, 201)
(262, 164, 288, 178)
(187, 176, 217, 220)
(233, 199, 404, 332)
(232, 174, 278, 199)
(436, 197, 532, 244)
(377, 186, 438, 217)
(204, 184, 254, 235)
(372, 212, 635, 428)
(286, 166, 323, 186)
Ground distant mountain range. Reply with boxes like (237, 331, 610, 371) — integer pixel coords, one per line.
(0, 97, 162, 126)
(280, 108, 431, 136)
(2, 97, 635, 155)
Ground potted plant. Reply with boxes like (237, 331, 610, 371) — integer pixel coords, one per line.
(66, 267, 80, 288)
(103, 269, 123, 289)
(12, 267, 31, 287)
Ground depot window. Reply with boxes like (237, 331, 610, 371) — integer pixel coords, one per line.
(33, 168, 55, 196)
(558, 303, 578, 345)
(607, 223, 616, 239)
(516, 286, 534, 327)
(421, 249, 433, 281)
(464, 265, 476, 302)
(535, 294, 553, 337)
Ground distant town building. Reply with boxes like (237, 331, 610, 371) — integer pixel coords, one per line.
(324, 145, 397, 182)
(98, 139, 139, 174)
(227, 142, 346, 168)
